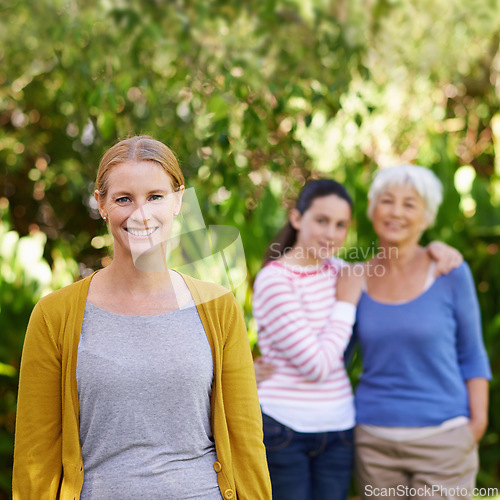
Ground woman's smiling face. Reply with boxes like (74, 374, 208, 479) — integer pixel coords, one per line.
(371, 183, 428, 246)
(291, 194, 352, 260)
(96, 160, 184, 263)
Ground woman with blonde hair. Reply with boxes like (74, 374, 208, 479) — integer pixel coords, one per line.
(13, 135, 271, 500)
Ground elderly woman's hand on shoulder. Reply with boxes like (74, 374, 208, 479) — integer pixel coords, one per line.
(427, 241, 463, 276)
(336, 263, 364, 305)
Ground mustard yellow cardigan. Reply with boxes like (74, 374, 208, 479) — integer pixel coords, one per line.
(13, 273, 271, 500)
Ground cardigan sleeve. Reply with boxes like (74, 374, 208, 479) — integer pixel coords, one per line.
(220, 296, 272, 500)
(13, 302, 64, 500)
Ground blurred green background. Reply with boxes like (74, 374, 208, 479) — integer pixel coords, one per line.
(1, 0, 499, 497)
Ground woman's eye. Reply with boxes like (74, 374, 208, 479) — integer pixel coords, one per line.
(150, 194, 163, 201)
(116, 197, 130, 203)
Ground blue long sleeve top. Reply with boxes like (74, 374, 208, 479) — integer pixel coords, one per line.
(355, 262, 491, 427)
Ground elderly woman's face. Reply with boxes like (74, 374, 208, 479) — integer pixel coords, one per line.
(371, 184, 428, 246)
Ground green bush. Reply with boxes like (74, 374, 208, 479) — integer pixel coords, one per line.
(0, 208, 78, 496)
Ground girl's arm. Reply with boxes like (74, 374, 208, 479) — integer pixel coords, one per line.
(253, 269, 357, 383)
(253, 266, 362, 384)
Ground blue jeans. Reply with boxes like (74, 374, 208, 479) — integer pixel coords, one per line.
(263, 413, 354, 500)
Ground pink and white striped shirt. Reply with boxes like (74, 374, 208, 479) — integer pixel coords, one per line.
(253, 258, 356, 432)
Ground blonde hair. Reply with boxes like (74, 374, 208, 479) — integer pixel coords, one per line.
(95, 135, 184, 199)
(367, 164, 443, 226)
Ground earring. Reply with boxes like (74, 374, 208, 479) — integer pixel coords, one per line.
(102, 215, 107, 221)
(173, 212, 179, 217)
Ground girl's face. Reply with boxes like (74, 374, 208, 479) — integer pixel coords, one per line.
(96, 161, 184, 263)
(371, 184, 428, 246)
(290, 194, 352, 260)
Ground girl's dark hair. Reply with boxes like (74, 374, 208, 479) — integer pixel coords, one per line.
(263, 179, 353, 264)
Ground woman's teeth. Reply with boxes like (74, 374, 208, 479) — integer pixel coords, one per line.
(126, 227, 157, 236)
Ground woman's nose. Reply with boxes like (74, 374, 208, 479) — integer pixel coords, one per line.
(389, 202, 403, 216)
(130, 204, 151, 224)
(326, 225, 337, 239)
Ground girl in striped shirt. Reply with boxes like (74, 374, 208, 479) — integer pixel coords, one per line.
(253, 179, 363, 500)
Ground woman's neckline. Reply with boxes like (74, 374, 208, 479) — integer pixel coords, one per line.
(269, 258, 334, 274)
(363, 261, 437, 306)
(85, 268, 196, 316)
(85, 298, 196, 318)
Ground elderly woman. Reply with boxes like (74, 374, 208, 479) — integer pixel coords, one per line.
(354, 165, 491, 499)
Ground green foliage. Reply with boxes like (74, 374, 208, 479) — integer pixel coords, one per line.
(0, 208, 78, 496)
(1, 0, 500, 495)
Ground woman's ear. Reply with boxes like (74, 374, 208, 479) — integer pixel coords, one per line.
(289, 208, 302, 231)
(420, 220, 430, 232)
(95, 190, 106, 220)
(366, 200, 372, 220)
(419, 211, 432, 232)
(173, 185, 185, 215)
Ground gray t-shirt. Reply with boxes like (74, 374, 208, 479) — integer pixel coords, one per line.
(76, 301, 222, 500)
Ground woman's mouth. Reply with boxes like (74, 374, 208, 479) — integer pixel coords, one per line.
(385, 222, 404, 229)
(125, 227, 158, 237)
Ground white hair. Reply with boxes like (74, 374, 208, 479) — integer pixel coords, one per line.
(367, 164, 443, 226)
